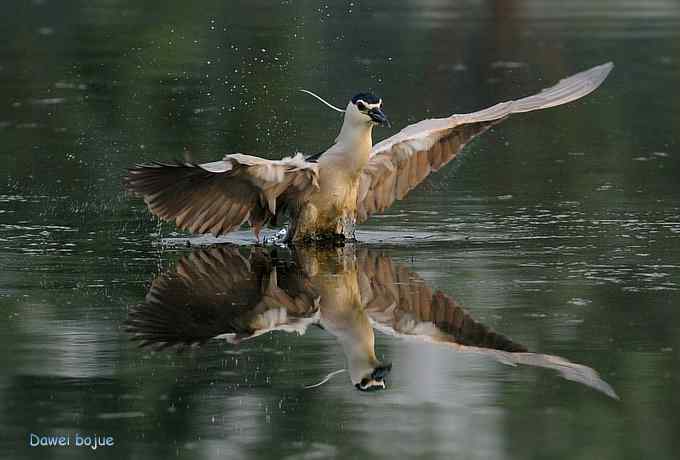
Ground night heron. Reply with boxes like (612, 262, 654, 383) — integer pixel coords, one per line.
(125, 62, 613, 243)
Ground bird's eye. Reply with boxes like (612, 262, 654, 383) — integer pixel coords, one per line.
(356, 101, 366, 111)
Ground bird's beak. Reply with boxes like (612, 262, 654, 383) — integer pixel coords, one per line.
(371, 362, 392, 380)
(368, 107, 390, 127)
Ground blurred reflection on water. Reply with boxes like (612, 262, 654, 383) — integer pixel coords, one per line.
(1, 0, 680, 459)
(126, 245, 616, 397)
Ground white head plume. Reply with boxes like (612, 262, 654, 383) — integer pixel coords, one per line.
(299, 89, 346, 113)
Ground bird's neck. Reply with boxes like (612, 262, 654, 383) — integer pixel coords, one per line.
(307, 248, 379, 384)
(327, 111, 374, 173)
(335, 111, 374, 152)
(321, 303, 380, 385)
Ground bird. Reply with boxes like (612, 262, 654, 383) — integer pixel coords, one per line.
(125, 244, 618, 397)
(124, 62, 613, 244)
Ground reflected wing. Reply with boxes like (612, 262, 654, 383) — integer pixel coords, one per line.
(495, 352, 619, 399)
(125, 246, 320, 349)
(357, 249, 526, 352)
(357, 62, 613, 222)
(357, 249, 618, 399)
(125, 153, 319, 238)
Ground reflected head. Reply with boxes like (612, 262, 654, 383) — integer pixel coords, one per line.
(355, 362, 392, 392)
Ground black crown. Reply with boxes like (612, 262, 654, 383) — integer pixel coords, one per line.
(351, 92, 380, 104)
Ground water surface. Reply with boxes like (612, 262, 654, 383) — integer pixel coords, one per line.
(1, 1, 679, 459)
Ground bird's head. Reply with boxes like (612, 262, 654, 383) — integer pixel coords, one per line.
(353, 361, 392, 392)
(349, 92, 390, 127)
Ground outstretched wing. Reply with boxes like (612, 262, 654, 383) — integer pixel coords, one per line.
(356, 249, 618, 399)
(125, 246, 320, 350)
(125, 153, 319, 238)
(357, 249, 526, 353)
(357, 62, 614, 222)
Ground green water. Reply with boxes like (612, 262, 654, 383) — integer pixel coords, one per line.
(2, 1, 679, 459)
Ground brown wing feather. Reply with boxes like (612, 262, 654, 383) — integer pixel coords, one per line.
(125, 246, 320, 349)
(124, 154, 318, 238)
(357, 62, 614, 222)
(356, 249, 619, 398)
(357, 249, 527, 352)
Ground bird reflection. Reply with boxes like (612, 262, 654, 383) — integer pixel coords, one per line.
(126, 245, 617, 398)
